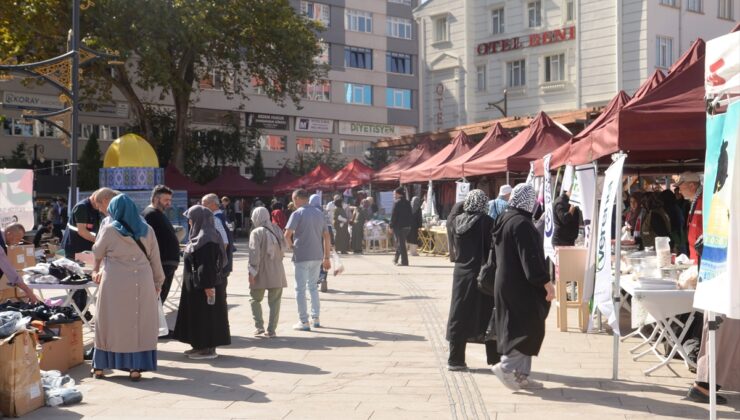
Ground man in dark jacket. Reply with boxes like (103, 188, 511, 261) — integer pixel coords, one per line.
(142, 185, 181, 302)
(389, 187, 413, 266)
(552, 190, 581, 246)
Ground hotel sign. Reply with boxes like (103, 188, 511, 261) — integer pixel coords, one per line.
(476, 26, 576, 56)
(338, 121, 415, 138)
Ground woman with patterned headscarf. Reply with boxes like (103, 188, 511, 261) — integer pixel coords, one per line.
(445, 189, 500, 371)
(490, 183, 555, 391)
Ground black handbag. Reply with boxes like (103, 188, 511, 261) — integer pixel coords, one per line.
(477, 225, 496, 297)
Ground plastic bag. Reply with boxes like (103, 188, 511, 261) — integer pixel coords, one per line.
(0, 312, 30, 338)
(41, 370, 82, 407)
(157, 298, 169, 337)
(331, 251, 344, 276)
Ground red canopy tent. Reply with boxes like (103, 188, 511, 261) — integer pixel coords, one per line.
(431, 122, 511, 180)
(533, 90, 632, 175)
(569, 39, 707, 166)
(400, 131, 474, 183)
(202, 166, 271, 197)
(463, 112, 571, 176)
(313, 159, 374, 190)
(263, 165, 298, 193)
(372, 138, 439, 183)
(164, 164, 209, 196)
(274, 163, 336, 194)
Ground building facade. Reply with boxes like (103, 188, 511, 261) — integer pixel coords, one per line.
(0, 0, 420, 180)
(414, 0, 737, 132)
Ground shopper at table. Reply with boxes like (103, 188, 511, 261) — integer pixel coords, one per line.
(639, 193, 671, 249)
(624, 192, 645, 247)
(142, 185, 181, 303)
(351, 200, 369, 254)
(487, 184, 512, 222)
(33, 220, 54, 248)
(659, 189, 686, 254)
(174, 205, 231, 359)
(446, 189, 499, 371)
(0, 224, 39, 302)
(552, 188, 581, 247)
(333, 197, 351, 255)
(248, 207, 287, 338)
(62, 195, 102, 317)
(92, 188, 121, 226)
(676, 172, 703, 262)
(491, 183, 555, 391)
(390, 187, 413, 266)
(91, 194, 165, 381)
(406, 197, 423, 256)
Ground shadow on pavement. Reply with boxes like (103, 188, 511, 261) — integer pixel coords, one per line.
(311, 326, 426, 343)
(318, 295, 431, 305)
(227, 334, 373, 351)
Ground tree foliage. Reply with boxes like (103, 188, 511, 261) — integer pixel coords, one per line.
(185, 123, 258, 185)
(282, 150, 347, 176)
(364, 147, 391, 170)
(78, 130, 101, 191)
(0, 143, 29, 169)
(251, 150, 266, 184)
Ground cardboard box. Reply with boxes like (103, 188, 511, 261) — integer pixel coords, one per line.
(7, 245, 36, 270)
(0, 275, 26, 302)
(38, 321, 84, 373)
(0, 331, 44, 417)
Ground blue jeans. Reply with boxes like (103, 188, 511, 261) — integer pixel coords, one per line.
(294, 260, 322, 323)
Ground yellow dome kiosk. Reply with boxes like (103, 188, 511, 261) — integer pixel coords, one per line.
(99, 134, 164, 190)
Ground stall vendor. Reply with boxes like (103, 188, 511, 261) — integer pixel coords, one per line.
(0, 223, 39, 302)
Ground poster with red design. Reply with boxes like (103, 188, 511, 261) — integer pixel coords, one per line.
(0, 169, 34, 231)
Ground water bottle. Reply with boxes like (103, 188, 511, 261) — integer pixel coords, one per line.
(207, 293, 215, 305)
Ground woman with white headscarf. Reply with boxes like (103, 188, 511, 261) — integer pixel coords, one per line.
(248, 207, 288, 338)
(491, 183, 555, 391)
(446, 190, 500, 371)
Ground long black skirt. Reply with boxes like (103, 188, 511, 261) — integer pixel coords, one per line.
(173, 281, 231, 350)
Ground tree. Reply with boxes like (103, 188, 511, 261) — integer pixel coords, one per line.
(0, 143, 29, 169)
(251, 150, 266, 184)
(282, 150, 347, 176)
(185, 122, 258, 184)
(364, 147, 391, 170)
(78, 131, 102, 191)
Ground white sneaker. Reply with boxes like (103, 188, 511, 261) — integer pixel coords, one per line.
(312, 318, 321, 328)
(516, 376, 544, 389)
(293, 322, 311, 331)
(187, 349, 218, 360)
(491, 363, 520, 391)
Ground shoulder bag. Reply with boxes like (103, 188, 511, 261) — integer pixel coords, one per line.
(477, 219, 496, 297)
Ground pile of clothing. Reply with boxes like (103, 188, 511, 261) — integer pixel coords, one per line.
(40, 370, 83, 407)
(22, 258, 91, 285)
(0, 301, 81, 325)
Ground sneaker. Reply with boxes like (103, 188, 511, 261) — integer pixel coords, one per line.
(491, 363, 520, 391)
(265, 331, 276, 338)
(188, 349, 218, 360)
(312, 318, 321, 328)
(254, 328, 265, 337)
(687, 386, 727, 405)
(447, 364, 468, 371)
(183, 348, 197, 355)
(293, 322, 311, 331)
(516, 375, 544, 390)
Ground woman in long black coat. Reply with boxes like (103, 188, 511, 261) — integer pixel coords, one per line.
(174, 205, 231, 360)
(446, 189, 499, 371)
(406, 197, 423, 256)
(491, 183, 555, 390)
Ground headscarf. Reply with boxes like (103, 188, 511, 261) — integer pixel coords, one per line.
(184, 205, 226, 264)
(309, 194, 322, 208)
(108, 194, 149, 240)
(411, 196, 421, 212)
(334, 197, 344, 207)
(251, 207, 283, 258)
(463, 189, 488, 214)
(508, 183, 537, 213)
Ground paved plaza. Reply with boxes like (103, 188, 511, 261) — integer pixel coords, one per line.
(27, 245, 740, 419)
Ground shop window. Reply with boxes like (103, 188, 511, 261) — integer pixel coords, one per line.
(340, 140, 369, 155)
(296, 137, 332, 153)
(258, 135, 287, 152)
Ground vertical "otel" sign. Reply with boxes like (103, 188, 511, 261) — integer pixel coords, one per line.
(435, 83, 445, 130)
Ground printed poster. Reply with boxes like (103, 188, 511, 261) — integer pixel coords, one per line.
(560, 165, 575, 196)
(576, 163, 598, 305)
(543, 154, 555, 261)
(0, 169, 34, 231)
(455, 181, 470, 203)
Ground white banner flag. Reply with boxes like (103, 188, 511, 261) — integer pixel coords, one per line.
(576, 163, 598, 305)
(543, 154, 555, 260)
(526, 162, 535, 185)
(560, 165, 574, 196)
(455, 181, 470, 203)
(424, 180, 438, 218)
(0, 169, 35, 231)
(705, 31, 740, 98)
(593, 154, 626, 332)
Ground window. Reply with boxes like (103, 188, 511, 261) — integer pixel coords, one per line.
(565, 0, 575, 21)
(304, 80, 331, 102)
(491, 8, 505, 34)
(388, 0, 411, 5)
(656, 36, 673, 68)
(507, 60, 526, 87)
(718, 0, 734, 19)
(387, 16, 413, 39)
(316, 42, 330, 65)
(659, 0, 677, 6)
(433, 16, 448, 42)
(386, 52, 413, 74)
(345, 83, 373, 105)
(301, 1, 330, 26)
(258, 135, 287, 152)
(528, 1, 542, 27)
(199, 69, 223, 90)
(340, 140, 369, 155)
(36, 121, 59, 138)
(2, 118, 34, 137)
(386, 88, 412, 109)
(296, 137, 332, 153)
(344, 46, 373, 69)
(544, 54, 565, 82)
(687, 0, 702, 11)
(346, 9, 372, 33)
(476, 65, 487, 91)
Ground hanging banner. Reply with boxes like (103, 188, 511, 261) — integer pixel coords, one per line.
(424, 180, 438, 219)
(705, 31, 740, 98)
(0, 169, 35, 231)
(543, 154, 555, 260)
(576, 163, 598, 304)
(526, 162, 535, 185)
(695, 100, 739, 319)
(593, 154, 626, 332)
(560, 165, 574, 196)
(455, 181, 470, 203)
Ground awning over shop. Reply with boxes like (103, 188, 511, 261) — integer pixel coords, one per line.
(400, 131, 474, 183)
(463, 112, 571, 176)
(274, 163, 336, 194)
(313, 159, 374, 190)
(202, 166, 271, 197)
(432, 122, 511, 180)
(372, 138, 439, 183)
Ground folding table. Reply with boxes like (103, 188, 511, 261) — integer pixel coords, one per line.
(28, 283, 99, 332)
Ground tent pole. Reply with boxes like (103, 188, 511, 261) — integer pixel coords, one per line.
(709, 311, 717, 420)
(506, 171, 510, 185)
(612, 158, 625, 380)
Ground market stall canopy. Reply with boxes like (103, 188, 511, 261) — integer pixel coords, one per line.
(314, 159, 374, 190)
(263, 165, 298, 193)
(533, 90, 632, 175)
(399, 131, 474, 183)
(570, 39, 707, 166)
(463, 112, 571, 176)
(432, 122, 511, 180)
(372, 138, 438, 183)
(164, 164, 208, 196)
(631, 69, 666, 101)
(103, 133, 159, 168)
(202, 166, 271, 197)
(274, 163, 336, 194)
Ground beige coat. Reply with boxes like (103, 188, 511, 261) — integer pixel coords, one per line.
(248, 225, 288, 290)
(697, 317, 740, 391)
(93, 224, 165, 353)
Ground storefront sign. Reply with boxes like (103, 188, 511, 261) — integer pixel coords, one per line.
(338, 121, 415, 138)
(1, 91, 64, 111)
(476, 26, 576, 56)
(245, 112, 289, 130)
(295, 117, 333, 134)
(80, 102, 130, 119)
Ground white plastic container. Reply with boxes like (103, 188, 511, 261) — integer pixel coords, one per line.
(655, 236, 672, 268)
